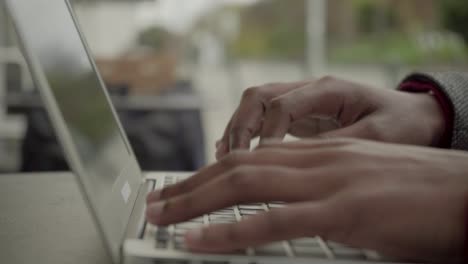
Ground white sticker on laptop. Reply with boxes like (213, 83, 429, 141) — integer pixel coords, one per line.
(121, 181, 131, 204)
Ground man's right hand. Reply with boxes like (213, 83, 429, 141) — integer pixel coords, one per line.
(216, 77, 446, 160)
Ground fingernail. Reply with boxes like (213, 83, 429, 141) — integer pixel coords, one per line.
(147, 201, 165, 220)
(185, 228, 203, 244)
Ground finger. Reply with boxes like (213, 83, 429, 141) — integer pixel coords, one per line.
(146, 166, 344, 226)
(259, 77, 369, 143)
(259, 86, 342, 143)
(222, 117, 333, 157)
(228, 82, 310, 152)
(257, 138, 357, 150)
(147, 147, 340, 204)
(148, 150, 252, 204)
(216, 113, 237, 160)
(184, 202, 336, 253)
(227, 91, 267, 152)
(216, 139, 225, 150)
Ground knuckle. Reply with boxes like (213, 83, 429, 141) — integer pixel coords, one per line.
(268, 97, 288, 112)
(167, 195, 194, 217)
(314, 76, 343, 96)
(221, 150, 250, 169)
(224, 166, 255, 190)
(263, 82, 282, 90)
(229, 126, 243, 136)
(242, 86, 261, 99)
(316, 75, 337, 85)
(230, 125, 252, 138)
(244, 83, 282, 99)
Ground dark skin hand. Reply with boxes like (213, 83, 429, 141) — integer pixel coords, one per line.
(215, 77, 446, 159)
(147, 139, 468, 263)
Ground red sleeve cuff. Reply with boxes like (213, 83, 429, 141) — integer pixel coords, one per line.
(399, 81, 454, 148)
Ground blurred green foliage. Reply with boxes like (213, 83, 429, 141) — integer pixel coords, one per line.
(231, 0, 468, 64)
(330, 32, 467, 65)
(441, 0, 468, 44)
(334, 0, 468, 65)
(355, 0, 397, 34)
(138, 26, 173, 50)
(232, 0, 306, 60)
(49, 72, 115, 151)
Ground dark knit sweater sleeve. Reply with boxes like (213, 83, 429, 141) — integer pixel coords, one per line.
(400, 72, 468, 151)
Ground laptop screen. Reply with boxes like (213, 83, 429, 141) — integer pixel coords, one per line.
(16, 1, 132, 186)
(6, 0, 143, 261)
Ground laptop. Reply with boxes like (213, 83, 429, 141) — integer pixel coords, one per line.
(5, 0, 412, 263)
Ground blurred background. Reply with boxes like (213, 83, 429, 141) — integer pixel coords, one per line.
(0, 0, 467, 173)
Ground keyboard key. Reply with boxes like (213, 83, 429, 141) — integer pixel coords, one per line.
(255, 242, 286, 256)
(333, 249, 366, 260)
(210, 214, 236, 220)
(189, 217, 205, 223)
(173, 228, 187, 236)
(155, 227, 170, 249)
(238, 204, 264, 210)
(154, 261, 190, 264)
(291, 237, 321, 247)
(201, 261, 231, 264)
(175, 222, 202, 230)
(173, 241, 186, 250)
(209, 217, 236, 224)
(293, 246, 327, 258)
(268, 202, 286, 208)
(327, 241, 366, 260)
(240, 209, 261, 216)
(173, 235, 184, 242)
(211, 209, 235, 215)
(155, 228, 169, 241)
(327, 241, 351, 249)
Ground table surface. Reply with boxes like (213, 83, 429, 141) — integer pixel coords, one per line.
(0, 172, 111, 264)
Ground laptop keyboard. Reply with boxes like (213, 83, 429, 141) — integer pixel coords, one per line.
(145, 175, 382, 261)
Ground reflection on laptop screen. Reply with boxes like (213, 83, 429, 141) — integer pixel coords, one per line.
(11, 0, 132, 198)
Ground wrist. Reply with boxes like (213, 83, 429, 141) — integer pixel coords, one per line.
(399, 81, 454, 148)
(399, 91, 446, 147)
(418, 92, 447, 147)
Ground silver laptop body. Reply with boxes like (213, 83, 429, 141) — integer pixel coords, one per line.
(5, 0, 414, 263)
